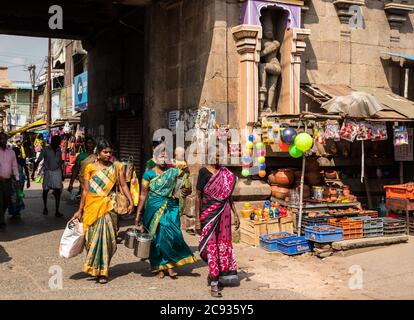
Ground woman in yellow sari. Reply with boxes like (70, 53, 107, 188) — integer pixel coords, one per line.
(71, 139, 134, 284)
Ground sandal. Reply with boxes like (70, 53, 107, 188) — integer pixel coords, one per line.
(98, 276, 108, 284)
(168, 269, 178, 280)
(210, 285, 222, 298)
(158, 271, 165, 279)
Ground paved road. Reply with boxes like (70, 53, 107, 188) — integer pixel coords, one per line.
(1, 183, 413, 300)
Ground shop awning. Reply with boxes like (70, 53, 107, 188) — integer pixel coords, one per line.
(382, 52, 414, 61)
(7, 120, 47, 136)
(301, 84, 413, 120)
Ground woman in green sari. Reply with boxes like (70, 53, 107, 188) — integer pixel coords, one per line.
(135, 149, 196, 279)
(71, 139, 134, 284)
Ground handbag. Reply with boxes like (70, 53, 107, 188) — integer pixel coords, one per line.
(114, 163, 130, 215)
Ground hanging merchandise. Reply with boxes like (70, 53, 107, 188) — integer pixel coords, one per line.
(281, 127, 297, 144)
(371, 122, 387, 141)
(324, 120, 341, 141)
(394, 126, 409, 146)
(314, 124, 326, 146)
(340, 119, 358, 142)
(356, 121, 372, 141)
(272, 122, 281, 145)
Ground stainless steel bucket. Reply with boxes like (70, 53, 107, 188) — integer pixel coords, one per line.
(133, 232, 152, 259)
(124, 228, 138, 249)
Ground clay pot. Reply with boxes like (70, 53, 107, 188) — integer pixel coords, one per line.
(305, 171, 322, 186)
(325, 170, 337, 180)
(268, 172, 277, 185)
(343, 186, 351, 197)
(274, 169, 295, 188)
(328, 187, 337, 196)
(305, 158, 320, 172)
(271, 186, 289, 200)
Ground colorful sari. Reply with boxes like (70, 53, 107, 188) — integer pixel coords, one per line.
(82, 161, 122, 277)
(142, 167, 196, 272)
(198, 167, 238, 285)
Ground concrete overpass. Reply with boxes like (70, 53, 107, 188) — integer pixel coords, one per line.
(0, 0, 162, 39)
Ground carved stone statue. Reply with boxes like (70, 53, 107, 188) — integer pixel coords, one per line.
(259, 11, 281, 112)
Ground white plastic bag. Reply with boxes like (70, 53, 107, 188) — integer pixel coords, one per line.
(59, 220, 85, 258)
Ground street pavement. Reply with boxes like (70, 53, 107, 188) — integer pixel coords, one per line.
(1, 183, 413, 300)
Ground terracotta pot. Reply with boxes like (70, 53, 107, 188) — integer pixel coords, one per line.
(325, 170, 337, 179)
(271, 186, 289, 200)
(274, 169, 294, 188)
(305, 158, 320, 172)
(268, 172, 278, 185)
(305, 171, 322, 186)
(343, 186, 351, 197)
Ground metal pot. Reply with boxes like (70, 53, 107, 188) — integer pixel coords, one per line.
(133, 232, 153, 259)
(124, 228, 138, 249)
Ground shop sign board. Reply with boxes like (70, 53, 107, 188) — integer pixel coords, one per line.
(394, 128, 413, 161)
(74, 72, 88, 111)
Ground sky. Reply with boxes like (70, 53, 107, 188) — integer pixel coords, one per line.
(0, 35, 48, 82)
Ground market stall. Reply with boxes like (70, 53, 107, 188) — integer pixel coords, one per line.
(237, 98, 413, 256)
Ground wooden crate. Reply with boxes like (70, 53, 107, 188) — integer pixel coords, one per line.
(240, 218, 282, 246)
(280, 216, 294, 234)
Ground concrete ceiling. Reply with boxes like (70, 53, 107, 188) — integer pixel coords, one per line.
(0, 0, 152, 39)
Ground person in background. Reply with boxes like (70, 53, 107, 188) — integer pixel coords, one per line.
(135, 147, 195, 279)
(70, 139, 134, 284)
(195, 158, 240, 298)
(0, 132, 20, 230)
(68, 136, 97, 194)
(32, 135, 64, 217)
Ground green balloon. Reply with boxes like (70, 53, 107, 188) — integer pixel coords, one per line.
(294, 133, 313, 152)
(289, 144, 303, 158)
(242, 169, 250, 177)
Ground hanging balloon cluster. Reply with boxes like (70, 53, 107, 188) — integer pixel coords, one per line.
(279, 127, 313, 158)
(241, 133, 266, 178)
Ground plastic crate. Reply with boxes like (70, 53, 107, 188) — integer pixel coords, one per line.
(385, 183, 414, 200)
(362, 210, 379, 219)
(296, 215, 333, 227)
(262, 235, 312, 255)
(383, 217, 405, 228)
(259, 232, 295, 251)
(328, 218, 363, 230)
(304, 225, 343, 243)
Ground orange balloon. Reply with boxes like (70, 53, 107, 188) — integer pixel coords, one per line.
(278, 139, 290, 152)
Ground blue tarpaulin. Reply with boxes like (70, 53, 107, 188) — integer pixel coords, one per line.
(383, 52, 414, 61)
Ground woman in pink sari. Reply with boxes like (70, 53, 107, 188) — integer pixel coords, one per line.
(195, 163, 240, 297)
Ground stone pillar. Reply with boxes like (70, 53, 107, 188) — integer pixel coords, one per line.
(232, 24, 262, 129)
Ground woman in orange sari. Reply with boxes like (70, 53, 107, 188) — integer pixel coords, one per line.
(71, 139, 134, 284)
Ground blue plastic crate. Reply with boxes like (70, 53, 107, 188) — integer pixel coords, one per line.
(260, 234, 313, 255)
(259, 232, 295, 251)
(304, 225, 343, 243)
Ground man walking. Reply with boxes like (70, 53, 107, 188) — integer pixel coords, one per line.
(32, 135, 64, 217)
(0, 132, 20, 230)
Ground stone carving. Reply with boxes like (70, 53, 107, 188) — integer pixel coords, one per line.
(259, 11, 281, 113)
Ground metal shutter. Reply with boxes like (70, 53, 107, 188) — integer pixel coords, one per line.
(117, 116, 143, 176)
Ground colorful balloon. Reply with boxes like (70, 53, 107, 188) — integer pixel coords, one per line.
(258, 170, 266, 178)
(242, 155, 252, 163)
(278, 139, 290, 152)
(246, 141, 254, 149)
(294, 133, 313, 152)
(257, 149, 265, 157)
(281, 127, 297, 144)
(258, 156, 266, 164)
(242, 162, 251, 169)
(242, 169, 250, 177)
(248, 134, 254, 142)
(258, 163, 266, 170)
(289, 144, 303, 158)
(256, 142, 264, 149)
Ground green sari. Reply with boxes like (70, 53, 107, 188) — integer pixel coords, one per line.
(142, 167, 196, 272)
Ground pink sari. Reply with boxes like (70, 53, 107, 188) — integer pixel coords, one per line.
(198, 167, 238, 285)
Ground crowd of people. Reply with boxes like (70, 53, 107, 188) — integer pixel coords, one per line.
(0, 130, 240, 297)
